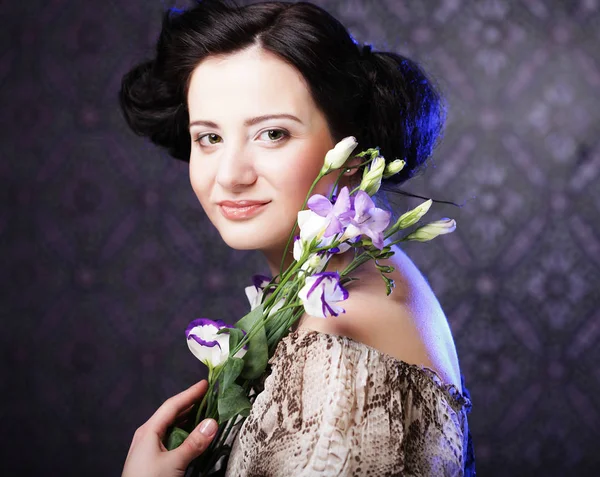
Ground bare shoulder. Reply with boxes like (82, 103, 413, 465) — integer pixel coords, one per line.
(298, 245, 463, 391)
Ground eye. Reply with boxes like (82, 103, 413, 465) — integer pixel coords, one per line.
(195, 133, 222, 146)
(258, 129, 289, 143)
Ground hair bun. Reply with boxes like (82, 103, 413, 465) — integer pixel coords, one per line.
(353, 50, 446, 186)
(119, 59, 190, 160)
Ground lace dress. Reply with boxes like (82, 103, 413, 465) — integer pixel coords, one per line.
(223, 327, 476, 476)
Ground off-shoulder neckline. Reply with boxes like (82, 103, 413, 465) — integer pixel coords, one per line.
(285, 327, 472, 412)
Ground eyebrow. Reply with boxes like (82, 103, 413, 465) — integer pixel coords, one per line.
(188, 114, 303, 131)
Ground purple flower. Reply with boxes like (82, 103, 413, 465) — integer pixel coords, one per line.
(186, 318, 247, 367)
(307, 186, 354, 237)
(298, 271, 349, 318)
(343, 190, 391, 249)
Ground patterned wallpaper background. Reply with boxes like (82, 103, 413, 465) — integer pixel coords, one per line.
(2, 0, 599, 475)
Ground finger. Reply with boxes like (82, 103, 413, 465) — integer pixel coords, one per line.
(124, 426, 144, 462)
(172, 403, 197, 429)
(174, 403, 196, 423)
(168, 418, 219, 470)
(173, 416, 191, 428)
(173, 415, 192, 429)
(147, 380, 208, 436)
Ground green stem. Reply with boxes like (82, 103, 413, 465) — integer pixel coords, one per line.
(194, 364, 228, 426)
(227, 286, 294, 360)
(286, 307, 305, 332)
(386, 235, 411, 247)
(268, 301, 301, 316)
(278, 173, 325, 278)
(266, 301, 302, 345)
(262, 259, 303, 312)
(348, 154, 379, 195)
(312, 240, 341, 254)
(384, 225, 399, 240)
(199, 399, 247, 476)
(327, 168, 348, 201)
(338, 247, 374, 278)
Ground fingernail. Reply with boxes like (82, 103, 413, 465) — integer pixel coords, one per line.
(198, 419, 218, 437)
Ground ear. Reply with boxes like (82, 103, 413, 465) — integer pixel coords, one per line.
(337, 155, 364, 190)
(342, 155, 363, 177)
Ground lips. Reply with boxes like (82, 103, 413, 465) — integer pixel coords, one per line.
(218, 200, 271, 220)
(218, 200, 270, 207)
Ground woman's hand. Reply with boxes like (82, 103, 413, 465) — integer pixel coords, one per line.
(122, 380, 218, 477)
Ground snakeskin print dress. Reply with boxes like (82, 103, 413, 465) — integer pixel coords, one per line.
(223, 327, 475, 476)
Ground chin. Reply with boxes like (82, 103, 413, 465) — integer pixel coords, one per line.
(220, 229, 284, 252)
(222, 237, 261, 250)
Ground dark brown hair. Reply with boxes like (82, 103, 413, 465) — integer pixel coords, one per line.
(119, 0, 446, 187)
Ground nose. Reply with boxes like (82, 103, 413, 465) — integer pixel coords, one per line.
(215, 142, 258, 191)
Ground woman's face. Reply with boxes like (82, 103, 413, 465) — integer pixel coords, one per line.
(187, 46, 341, 254)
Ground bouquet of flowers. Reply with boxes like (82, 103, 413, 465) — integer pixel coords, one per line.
(164, 137, 456, 476)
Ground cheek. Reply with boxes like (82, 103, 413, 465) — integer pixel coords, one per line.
(272, 139, 334, 196)
(189, 162, 212, 209)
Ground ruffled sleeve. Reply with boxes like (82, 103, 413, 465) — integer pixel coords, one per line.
(225, 327, 474, 477)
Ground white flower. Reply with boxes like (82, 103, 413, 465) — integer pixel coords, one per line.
(185, 319, 247, 368)
(293, 235, 305, 262)
(244, 274, 271, 310)
(297, 209, 330, 243)
(359, 156, 386, 195)
(296, 209, 341, 251)
(405, 218, 457, 242)
(321, 136, 358, 174)
(298, 272, 349, 318)
(383, 159, 406, 178)
(245, 274, 284, 317)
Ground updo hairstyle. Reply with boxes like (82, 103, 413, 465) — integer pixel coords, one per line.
(119, 0, 446, 187)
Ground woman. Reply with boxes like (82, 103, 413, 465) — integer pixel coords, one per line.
(120, 1, 475, 476)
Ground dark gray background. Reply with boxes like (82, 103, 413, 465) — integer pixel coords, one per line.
(2, 0, 599, 475)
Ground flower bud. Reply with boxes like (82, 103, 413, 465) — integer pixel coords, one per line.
(394, 199, 433, 230)
(404, 218, 457, 242)
(383, 159, 406, 179)
(359, 156, 386, 195)
(302, 251, 330, 274)
(321, 136, 358, 174)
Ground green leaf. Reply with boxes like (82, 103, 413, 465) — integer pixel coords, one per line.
(217, 326, 245, 354)
(218, 357, 245, 396)
(382, 275, 395, 296)
(234, 305, 268, 380)
(264, 307, 294, 346)
(218, 383, 252, 422)
(377, 250, 395, 259)
(165, 426, 189, 450)
(376, 264, 395, 274)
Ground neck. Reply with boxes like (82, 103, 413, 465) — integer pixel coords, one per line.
(263, 243, 294, 280)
